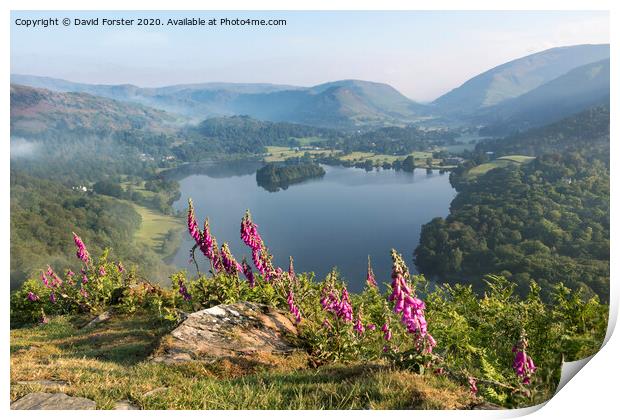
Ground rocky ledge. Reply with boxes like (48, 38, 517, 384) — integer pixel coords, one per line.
(151, 301, 300, 364)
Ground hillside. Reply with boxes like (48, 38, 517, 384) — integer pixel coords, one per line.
(10, 84, 180, 136)
(478, 59, 610, 134)
(11, 76, 426, 129)
(477, 105, 610, 159)
(432, 44, 609, 115)
(416, 107, 610, 299)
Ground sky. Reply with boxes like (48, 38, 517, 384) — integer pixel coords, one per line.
(10, 10, 609, 101)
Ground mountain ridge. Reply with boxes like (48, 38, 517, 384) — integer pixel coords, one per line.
(432, 43, 609, 115)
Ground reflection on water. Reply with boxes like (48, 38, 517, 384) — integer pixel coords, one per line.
(172, 163, 456, 292)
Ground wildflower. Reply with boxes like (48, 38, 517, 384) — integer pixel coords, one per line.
(72, 232, 90, 264)
(381, 322, 392, 341)
(46, 266, 62, 288)
(79, 287, 89, 298)
(177, 277, 191, 301)
(199, 218, 215, 260)
(98, 266, 106, 276)
(337, 287, 353, 322)
(41, 272, 50, 288)
(241, 210, 263, 251)
(240, 212, 276, 279)
(241, 258, 255, 288)
(287, 290, 301, 324)
(366, 323, 376, 331)
(27, 291, 39, 302)
(210, 237, 223, 273)
(187, 199, 202, 244)
(288, 256, 296, 282)
(258, 244, 276, 280)
(367, 255, 377, 288)
(49, 291, 57, 303)
(353, 307, 365, 336)
(66, 270, 75, 277)
(468, 377, 478, 395)
(82, 275, 88, 284)
(117, 262, 125, 273)
(388, 249, 433, 352)
(220, 243, 241, 275)
(513, 336, 537, 384)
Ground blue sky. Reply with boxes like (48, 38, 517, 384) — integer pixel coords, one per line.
(11, 11, 609, 101)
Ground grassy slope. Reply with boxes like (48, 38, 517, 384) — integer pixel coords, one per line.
(132, 204, 183, 258)
(10, 314, 475, 410)
(467, 155, 535, 177)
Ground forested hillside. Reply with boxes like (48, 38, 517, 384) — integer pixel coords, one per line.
(11, 169, 187, 290)
(415, 106, 610, 300)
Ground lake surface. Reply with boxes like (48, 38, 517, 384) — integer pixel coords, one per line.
(171, 163, 456, 292)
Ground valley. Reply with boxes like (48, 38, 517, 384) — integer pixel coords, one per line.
(7, 11, 612, 408)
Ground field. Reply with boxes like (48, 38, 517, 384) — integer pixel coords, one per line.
(496, 155, 536, 164)
(467, 155, 535, 177)
(264, 146, 338, 162)
(265, 147, 449, 168)
(132, 204, 183, 258)
(10, 313, 475, 410)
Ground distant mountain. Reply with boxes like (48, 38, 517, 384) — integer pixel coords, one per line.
(432, 44, 610, 115)
(10, 84, 179, 136)
(11, 75, 426, 129)
(478, 59, 610, 135)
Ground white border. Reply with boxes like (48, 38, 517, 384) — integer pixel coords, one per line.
(2, 1, 617, 419)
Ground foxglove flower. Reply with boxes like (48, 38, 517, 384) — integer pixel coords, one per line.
(41, 272, 50, 288)
(382, 322, 392, 341)
(288, 256, 296, 282)
(241, 210, 263, 251)
(72, 232, 90, 264)
(337, 287, 353, 322)
(99, 266, 106, 276)
(220, 243, 241, 275)
(49, 291, 57, 303)
(117, 262, 124, 273)
(354, 307, 365, 336)
(82, 275, 88, 284)
(388, 249, 434, 352)
(46, 266, 63, 288)
(199, 218, 215, 261)
(468, 377, 478, 395)
(367, 323, 376, 331)
(242, 258, 255, 288)
(513, 337, 536, 384)
(27, 291, 39, 302)
(210, 237, 223, 273)
(367, 256, 377, 288)
(177, 277, 191, 301)
(187, 199, 202, 244)
(287, 290, 301, 324)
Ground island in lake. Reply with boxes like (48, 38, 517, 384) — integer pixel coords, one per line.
(256, 162, 326, 192)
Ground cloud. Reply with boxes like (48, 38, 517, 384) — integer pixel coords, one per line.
(10, 138, 40, 159)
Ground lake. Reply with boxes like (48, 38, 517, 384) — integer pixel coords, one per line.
(171, 162, 456, 292)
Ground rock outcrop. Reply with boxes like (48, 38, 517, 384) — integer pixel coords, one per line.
(11, 392, 96, 410)
(151, 301, 299, 364)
